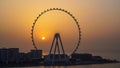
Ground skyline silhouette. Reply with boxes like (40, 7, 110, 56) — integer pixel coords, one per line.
(0, 0, 120, 61)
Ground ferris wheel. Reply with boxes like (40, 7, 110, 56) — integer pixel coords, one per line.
(31, 8, 81, 56)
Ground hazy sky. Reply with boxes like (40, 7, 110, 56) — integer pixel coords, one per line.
(0, 0, 120, 59)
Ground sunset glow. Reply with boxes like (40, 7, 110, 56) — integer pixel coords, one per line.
(42, 36, 45, 40)
(0, 0, 120, 60)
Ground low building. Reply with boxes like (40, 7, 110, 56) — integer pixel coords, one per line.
(8, 48, 19, 62)
(44, 54, 70, 64)
(71, 53, 93, 61)
(30, 50, 42, 60)
(0, 48, 9, 63)
(0, 48, 43, 64)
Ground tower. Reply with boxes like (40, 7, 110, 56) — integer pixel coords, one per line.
(44, 33, 70, 65)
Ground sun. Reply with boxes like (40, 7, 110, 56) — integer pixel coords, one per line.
(42, 36, 45, 40)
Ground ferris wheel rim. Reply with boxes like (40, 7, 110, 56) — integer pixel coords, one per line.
(31, 8, 81, 55)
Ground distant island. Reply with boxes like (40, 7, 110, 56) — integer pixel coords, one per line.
(0, 48, 119, 67)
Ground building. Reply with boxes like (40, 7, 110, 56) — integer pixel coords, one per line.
(0, 48, 19, 63)
(8, 48, 19, 62)
(30, 50, 42, 60)
(0, 48, 42, 63)
(0, 48, 9, 63)
(19, 52, 28, 63)
(71, 53, 93, 61)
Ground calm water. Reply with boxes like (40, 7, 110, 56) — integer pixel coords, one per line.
(1, 63, 120, 68)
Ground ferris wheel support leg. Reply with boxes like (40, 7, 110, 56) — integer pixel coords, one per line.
(59, 35, 70, 63)
(57, 40, 61, 62)
(53, 38, 57, 64)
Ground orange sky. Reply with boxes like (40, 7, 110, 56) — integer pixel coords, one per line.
(0, 0, 120, 59)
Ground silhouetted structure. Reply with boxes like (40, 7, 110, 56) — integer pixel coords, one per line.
(0, 48, 19, 63)
(0, 48, 42, 64)
(44, 33, 70, 65)
(0, 48, 119, 67)
(71, 53, 92, 61)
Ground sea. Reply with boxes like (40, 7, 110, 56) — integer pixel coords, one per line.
(1, 63, 120, 68)
(1, 51, 120, 68)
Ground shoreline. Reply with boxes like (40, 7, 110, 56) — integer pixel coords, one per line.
(0, 61, 119, 67)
